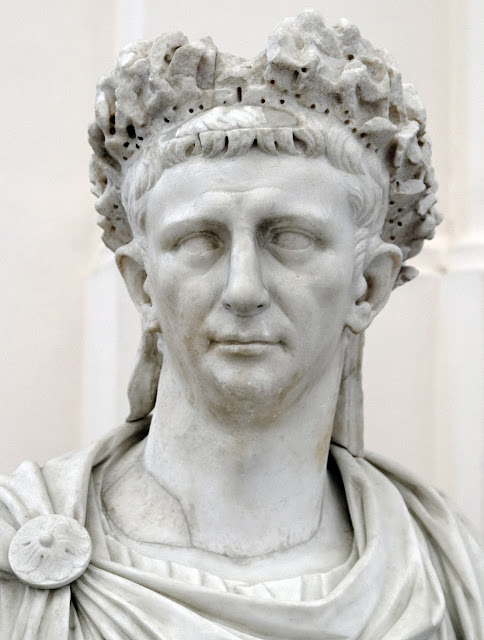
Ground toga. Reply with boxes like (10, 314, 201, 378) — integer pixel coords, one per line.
(0, 419, 483, 639)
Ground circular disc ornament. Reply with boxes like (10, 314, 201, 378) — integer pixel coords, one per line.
(8, 514, 92, 589)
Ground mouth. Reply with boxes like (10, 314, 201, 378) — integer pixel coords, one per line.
(210, 337, 284, 356)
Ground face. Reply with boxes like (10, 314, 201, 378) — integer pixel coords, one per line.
(143, 151, 361, 417)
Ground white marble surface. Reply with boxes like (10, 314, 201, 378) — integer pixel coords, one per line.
(1, 10, 482, 639)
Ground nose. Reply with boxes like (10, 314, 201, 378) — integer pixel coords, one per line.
(222, 234, 270, 316)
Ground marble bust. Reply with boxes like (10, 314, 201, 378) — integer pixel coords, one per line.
(0, 10, 482, 639)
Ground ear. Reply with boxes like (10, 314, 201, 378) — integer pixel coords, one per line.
(115, 241, 151, 311)
(115, 241, 161, 333)
(345, 242, 402, 334)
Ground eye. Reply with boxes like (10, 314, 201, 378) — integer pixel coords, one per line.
(177, 233, 222, 255)
(269, 230, 314, 250)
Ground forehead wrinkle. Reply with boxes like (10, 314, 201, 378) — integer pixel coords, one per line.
(154, 185, 298, 220)
(165, 184, 290, 209)
(200, 185, 287, 195)
(155, 153, 345, 198)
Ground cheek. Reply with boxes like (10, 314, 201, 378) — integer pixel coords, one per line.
(282, 252, 354, 313)
(148, 260, 217, 337)
(318, 262, 354, 311)
(286, 258, 355, 350)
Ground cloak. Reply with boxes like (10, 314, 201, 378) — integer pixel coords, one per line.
(0, 420, 482, 639)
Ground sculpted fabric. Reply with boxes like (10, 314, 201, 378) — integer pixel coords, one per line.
(0, 421, 482, 639)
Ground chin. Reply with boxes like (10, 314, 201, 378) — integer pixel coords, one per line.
(200, 357, 302, 418)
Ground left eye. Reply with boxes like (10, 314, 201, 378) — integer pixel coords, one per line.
(177, 233, 221, 254)
(269, 230, 313, 250)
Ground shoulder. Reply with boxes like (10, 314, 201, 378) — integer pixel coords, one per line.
(0, 421, 149, 578)
(364, 449, 483, 551)
(365, 450, 484, 635)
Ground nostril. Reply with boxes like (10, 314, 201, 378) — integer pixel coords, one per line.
(222, 298, 269, 316)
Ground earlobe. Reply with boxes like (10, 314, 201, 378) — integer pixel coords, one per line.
(346, 243, 402, 334)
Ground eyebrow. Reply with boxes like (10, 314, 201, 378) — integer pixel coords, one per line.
(257, 212, 332, 231)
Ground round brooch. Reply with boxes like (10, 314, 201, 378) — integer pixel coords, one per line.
(8, 514, 92, 589)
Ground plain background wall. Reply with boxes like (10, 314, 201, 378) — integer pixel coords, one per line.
(1, 0, 483, 530)
(0, 0, 115, 469)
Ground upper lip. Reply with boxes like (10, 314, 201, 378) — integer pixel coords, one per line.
(211, 335, 280, 345)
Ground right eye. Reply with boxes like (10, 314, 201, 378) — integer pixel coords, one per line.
(177, 233, 222, 255)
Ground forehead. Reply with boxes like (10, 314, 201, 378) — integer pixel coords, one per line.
(145, 151, 356, 230)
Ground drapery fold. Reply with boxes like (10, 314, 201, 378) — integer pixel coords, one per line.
(0, 421, 482, 639)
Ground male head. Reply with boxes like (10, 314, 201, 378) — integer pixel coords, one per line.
(89, 10, 440, 452)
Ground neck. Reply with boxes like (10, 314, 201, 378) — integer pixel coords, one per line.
(143, 346, 345, 557)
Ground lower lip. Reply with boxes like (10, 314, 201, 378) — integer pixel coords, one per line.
(213, 342, 280, 356)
